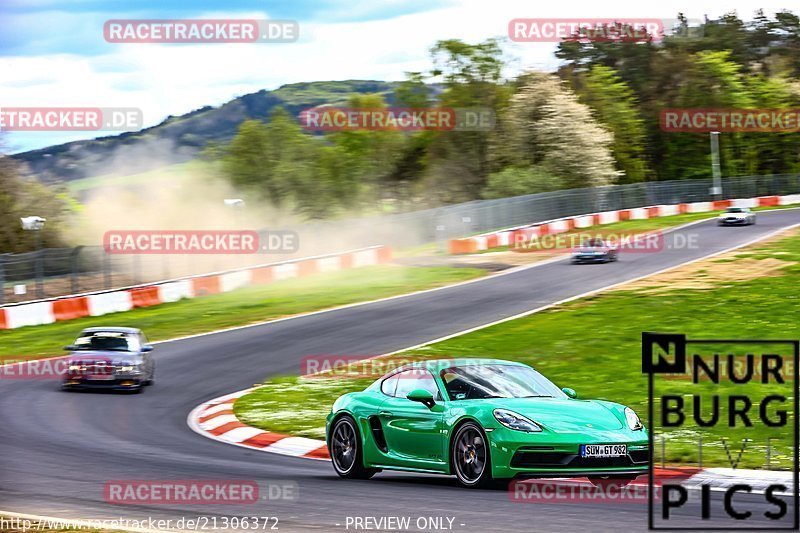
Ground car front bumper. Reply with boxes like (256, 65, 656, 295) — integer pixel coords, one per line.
(486, 427, 649, 479)
(62, 376, 144, 390)
(719, 218, 749, 225)
(571, 254, 610, 263)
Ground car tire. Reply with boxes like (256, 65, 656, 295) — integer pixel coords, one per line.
(451, 421, 495, 488)
(329, 415, 377, 480)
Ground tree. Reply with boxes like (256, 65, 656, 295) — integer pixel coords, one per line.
(482, 166, 563, 199)
(420, 39, 510, 202)
(577, 65, 651, 183)
(658, 50, 755, 180)
(500, 73, 620, 189)
(223, 108, 322, 209)
(222, 119, 275, 199)
(0, 144, 70, 252)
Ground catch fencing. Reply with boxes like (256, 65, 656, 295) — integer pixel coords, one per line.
(2, 174, 798, 304)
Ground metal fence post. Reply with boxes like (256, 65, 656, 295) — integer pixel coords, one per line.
(70, 246, 83, 295)
(35, 233, 44, 299)
(104, 249, 112, 290)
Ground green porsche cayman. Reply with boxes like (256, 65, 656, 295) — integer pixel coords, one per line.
(326, 359, 648, 488)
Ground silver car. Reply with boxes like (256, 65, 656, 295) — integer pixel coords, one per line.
(718, 207, 756, 226)
(61, 327, 155, 393)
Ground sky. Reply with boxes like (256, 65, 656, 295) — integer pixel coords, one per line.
(1, 0, 797, 153)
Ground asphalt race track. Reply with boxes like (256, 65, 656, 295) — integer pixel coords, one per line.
(2, 210, 798, 532)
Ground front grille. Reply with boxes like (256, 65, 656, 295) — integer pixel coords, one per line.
(511, 448, 649, 469)
(629, 449, 650, 464)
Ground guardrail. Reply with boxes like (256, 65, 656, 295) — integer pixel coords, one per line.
(0, 245, 391, 330)
(448, 195, 800, 254)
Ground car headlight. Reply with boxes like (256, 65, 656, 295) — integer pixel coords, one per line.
(68, 364, 82, 371)
(625, 407, 643, 430)
(116, 364, 140, 373)
(493, 409, 542, 432)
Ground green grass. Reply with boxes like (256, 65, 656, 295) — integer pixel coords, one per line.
(236, 229, 800, 468)
(0, 265, 484, 363)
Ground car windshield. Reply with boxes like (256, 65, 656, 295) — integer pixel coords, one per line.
(440, 364, 566, 400)
(581, 238, 605, 247)
(74, 332, 139, 352)
(726, 208, 745, 213)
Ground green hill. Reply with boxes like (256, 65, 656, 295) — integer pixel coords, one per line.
(14, 80, 400, 185)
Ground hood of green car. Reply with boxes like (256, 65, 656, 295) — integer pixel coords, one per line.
(487, 398, 624, 431)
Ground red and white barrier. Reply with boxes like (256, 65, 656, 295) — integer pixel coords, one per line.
(158, 280, 193, 303)
(732, 198, 759, 209)
(0, 245, 392, 330)
(1, 302, 56, 330)
(220, 270, 252, 293)
(686, 202, 712, 213)
(88, 291, 133, 316)
(598, 211, 620, 224)
(448, 194, 800, 254)
(657, 204, 681, 217)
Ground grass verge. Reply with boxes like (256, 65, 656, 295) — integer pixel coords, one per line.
(0, 265, 484, 362)
(235, 228, 800, 468)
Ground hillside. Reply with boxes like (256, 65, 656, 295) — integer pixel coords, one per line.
(13, 80, 400, 183)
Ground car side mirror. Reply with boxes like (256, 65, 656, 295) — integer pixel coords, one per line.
(141, 345, 153, 352)
(406, 389, 435, 408)
(562, 387, 578, 399)
(63, 345, 78, 351)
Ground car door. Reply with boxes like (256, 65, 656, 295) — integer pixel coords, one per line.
(378, 369, 446, 470)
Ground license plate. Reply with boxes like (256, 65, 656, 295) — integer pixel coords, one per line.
(86, 374, 114, 381)
(580, 444, 627, 458)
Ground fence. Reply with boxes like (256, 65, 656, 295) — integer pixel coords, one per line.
(2, 173, 799, 304)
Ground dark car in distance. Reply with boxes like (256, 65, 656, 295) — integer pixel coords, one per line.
(570, 238, 618, 264)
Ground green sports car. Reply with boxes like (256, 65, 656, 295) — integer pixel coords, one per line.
(326, 358, 648, 488)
